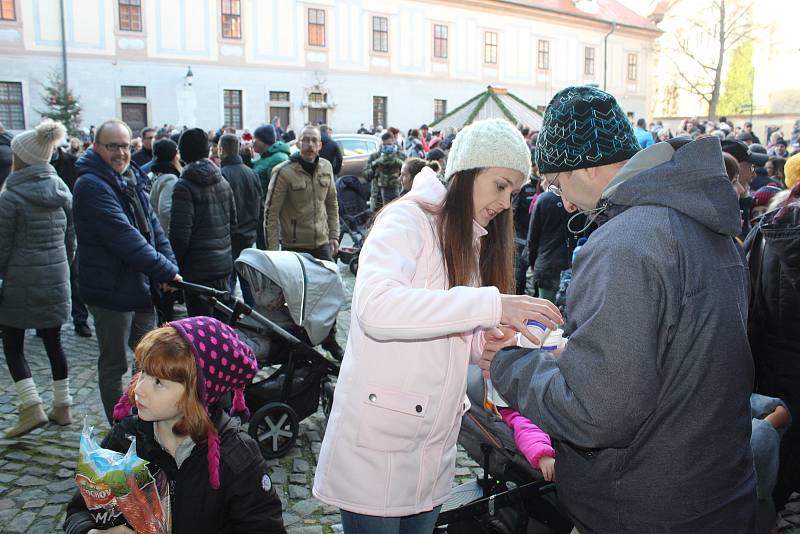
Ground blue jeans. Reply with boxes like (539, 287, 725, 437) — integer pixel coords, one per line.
(340, 505, 442, 534)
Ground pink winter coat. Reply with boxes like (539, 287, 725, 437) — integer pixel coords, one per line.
(313, 168, 503, 516)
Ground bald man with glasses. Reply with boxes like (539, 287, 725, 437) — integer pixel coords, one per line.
(73, 119, 181, 423)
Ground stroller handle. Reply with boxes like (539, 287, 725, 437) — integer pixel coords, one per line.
(170, 280, 243, 307)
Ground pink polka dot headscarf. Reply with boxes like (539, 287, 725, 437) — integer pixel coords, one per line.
(169, 316, 257, 412)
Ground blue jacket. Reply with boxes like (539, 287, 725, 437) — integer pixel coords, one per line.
(73, 150, 178, 312)
(634, 127, 654, 148)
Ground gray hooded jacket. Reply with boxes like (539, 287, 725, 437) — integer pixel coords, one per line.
(0, 163, 75, 328)
(492, 138, 756, 533)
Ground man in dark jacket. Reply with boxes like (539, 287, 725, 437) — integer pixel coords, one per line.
(526, 191, 573, 302)
(319, 124, 343, 177)
(512, 176, 537, 294)
(51, 146, 92, 338)
(73, 120, 180, 423)
(170, 128, 237, 318)
(130, 126, 155, 167)
(490, 87, 757, 533)
(744, 197, 800, 511)
(218, 133, 261, 306)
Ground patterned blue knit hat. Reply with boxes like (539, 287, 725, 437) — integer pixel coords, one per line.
(535, 86, 640, 174)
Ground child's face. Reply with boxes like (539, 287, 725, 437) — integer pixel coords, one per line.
(134, 372, 187, 425)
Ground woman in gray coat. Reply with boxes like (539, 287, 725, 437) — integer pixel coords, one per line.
(0, 120, 76, 438)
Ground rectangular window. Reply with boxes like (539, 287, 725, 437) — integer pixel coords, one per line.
(434, 99, 447, 122)
(269, 91, 290, 102)
(1, 0, 15, 20)
(221, 0, 241, 39)
(584, 47, 595, 76)
(537, 40, 550, 70)
(0, 81, 23, 130)
(223, 89, 242, 129)
(372, 16, 388, 53)
(118, 0, 142, 32)
(484, 31, 498, 64)
(121, 85, 146, 98)
(308, 8, 326, 47)
(433, 24, 448, 59)
(309, 92, 326, 105)
(373, 96, 387, 129)
(627, 53, 638, 81)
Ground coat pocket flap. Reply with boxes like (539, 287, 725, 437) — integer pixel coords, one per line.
(363, 384, 429, 417)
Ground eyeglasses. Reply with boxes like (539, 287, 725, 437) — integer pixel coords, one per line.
(102, 143, 132, 153)
(542, 172, 566, 196)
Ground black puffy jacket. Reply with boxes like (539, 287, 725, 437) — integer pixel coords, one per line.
(64, 413, 286, 534)
(170, 159, 237, 282)
(220, 155, 263, 249)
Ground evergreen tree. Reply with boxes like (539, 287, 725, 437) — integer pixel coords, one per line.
(717, 42, 754, 117)
(37, 71, 82, 136)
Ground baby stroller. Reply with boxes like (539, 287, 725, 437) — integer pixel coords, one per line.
(335, 174, 372, 275)
(175, 248, 343, 459)
(435, 366, 573, 534)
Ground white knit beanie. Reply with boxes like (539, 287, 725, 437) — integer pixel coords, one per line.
(10, 120, 66, 165)
(444, 118, 531, 181)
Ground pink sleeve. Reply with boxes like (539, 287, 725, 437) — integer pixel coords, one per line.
(498, 408, 555, 470)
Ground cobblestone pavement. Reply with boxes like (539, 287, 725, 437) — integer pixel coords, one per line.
(0, 262, 799, 533)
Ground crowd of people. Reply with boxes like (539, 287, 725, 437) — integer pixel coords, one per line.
(0, 83, 798, 533)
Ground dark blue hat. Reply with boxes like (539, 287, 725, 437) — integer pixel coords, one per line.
(254, 124, 277, 145)
(535, 86, 640, 174)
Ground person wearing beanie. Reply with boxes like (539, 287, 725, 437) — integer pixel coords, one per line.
(489, 86, 757, 532)
(251, 123, 290, 249)
(73, 119, 180, 423)
(0, 120, 77, 437)
(63, 317, 287, 534)
(148, 139, 182, 323)
(171, 130, 237, 319)
(314, 118, 563, 530)
(784, 152, 800, 190)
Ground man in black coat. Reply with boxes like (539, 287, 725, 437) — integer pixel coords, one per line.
(170, 129, 237, 318)
(131, 126, 155, 167)
(319, 124, 343, 177)
(218, 133, 262, 305)
(51, 146, 92, 337)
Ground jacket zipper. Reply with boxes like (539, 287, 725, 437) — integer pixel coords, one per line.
(312, 171, 318, 246)
(292, 219, 297, 242)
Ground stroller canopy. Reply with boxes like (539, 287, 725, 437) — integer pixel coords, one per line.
(236, 249, 345, 346)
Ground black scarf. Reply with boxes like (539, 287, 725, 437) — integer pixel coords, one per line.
(292, 153, 319, 176)
(121, 169, 153, 242)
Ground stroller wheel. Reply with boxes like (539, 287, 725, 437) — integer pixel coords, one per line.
(321, 380, 335, 418)
(248, 402, 300, 459)
(349, 256, 359, 276)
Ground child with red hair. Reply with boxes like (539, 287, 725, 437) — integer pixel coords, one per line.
(64, 316, 286, 534)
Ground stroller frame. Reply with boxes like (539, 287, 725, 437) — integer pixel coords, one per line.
(174, 280, 339, 459)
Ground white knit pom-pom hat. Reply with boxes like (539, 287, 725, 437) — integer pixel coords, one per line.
(443, 118, 531, 182)
(10, 120, 66, 166)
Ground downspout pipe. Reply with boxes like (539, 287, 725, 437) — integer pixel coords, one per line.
(60, 0, 68, 105)
(603, 21, 617, 91)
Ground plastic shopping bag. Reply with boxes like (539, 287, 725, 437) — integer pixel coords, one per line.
(75, 421, 168, 534)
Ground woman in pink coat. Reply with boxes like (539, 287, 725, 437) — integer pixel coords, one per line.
(313, 119, 563, 533)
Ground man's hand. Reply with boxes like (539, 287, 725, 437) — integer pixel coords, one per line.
(479, 326, 520, 380)
(160, 273, 182, 293)
(330, 238, 340, 258)
(539, 456, 556, 481)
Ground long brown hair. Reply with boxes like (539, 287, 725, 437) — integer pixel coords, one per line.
(431, 168, 515, 293)
(131, 326, 214, 443)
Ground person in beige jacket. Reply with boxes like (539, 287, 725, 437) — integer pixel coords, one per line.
(263, 125, 339, 261)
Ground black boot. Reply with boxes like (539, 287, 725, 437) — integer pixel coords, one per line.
(321, 333, 345, 361)
(74, 323, 92, 338)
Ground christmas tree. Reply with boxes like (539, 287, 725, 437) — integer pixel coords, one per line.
(37, 70, 82, 136)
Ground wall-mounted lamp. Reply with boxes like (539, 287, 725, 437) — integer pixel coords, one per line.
(185, 66, 194, 87)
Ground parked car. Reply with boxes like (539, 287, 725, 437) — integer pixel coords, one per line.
(290, 133, 379, 178)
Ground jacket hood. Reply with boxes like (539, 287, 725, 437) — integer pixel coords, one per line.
(601, 137, 742, 236)
(266, 142, 291, 157)
(4, 163, 71, 208)
(404, 166, 446, 205)
(181, 158, 222, 186)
